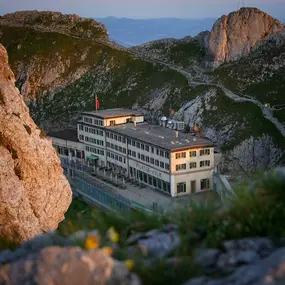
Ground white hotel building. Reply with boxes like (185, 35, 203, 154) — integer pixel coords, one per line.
(50, 108, 215, 197)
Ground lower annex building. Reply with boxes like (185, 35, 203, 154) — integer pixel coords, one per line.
(49, 108, 215, 197)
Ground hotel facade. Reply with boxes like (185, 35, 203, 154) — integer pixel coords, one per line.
(50, 108, 215, 197)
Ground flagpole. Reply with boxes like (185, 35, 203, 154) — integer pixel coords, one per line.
(95, 94, 97, 112)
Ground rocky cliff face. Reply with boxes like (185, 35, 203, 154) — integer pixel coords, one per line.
(0, 44, 72, 242)
(207, 8, 284, 66)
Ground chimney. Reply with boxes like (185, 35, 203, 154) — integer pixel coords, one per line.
(175, 131, 178, 138)
(133, 120, 137, 128)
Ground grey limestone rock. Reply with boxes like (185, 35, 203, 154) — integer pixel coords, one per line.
(0, 246, 141, 285)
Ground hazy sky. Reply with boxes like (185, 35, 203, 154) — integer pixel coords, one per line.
(0, 0, 284, 19)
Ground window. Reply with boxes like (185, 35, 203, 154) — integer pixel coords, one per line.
(146, 156, 150, 163)
(110, 120, 116, 126)
(190, 162, 197, 169)
(110, 133, 113, 139)
(84, 127, 88, 132)
(200, 149, 210, 156)
(190, 151, 197, 157)
(177, 182, 186, 193)
(150, 158, 154, 164)
(165, 163, 170, 170)
(119, 157, 122, 162)
(201, 179, 210, 190)
(79, 125, 84, 131)
(156, 149, 159, 155)
(118, 136, 122, 142)
(160, 150, 164, 157)
(176, 164, 186, 171)
(132, 151, 136, 157)
(115, 155, 118, 161)
(122, 137, 126, 144)
(128, 150, 132, 155)
(145, 145, 149, 152)
(107, 142, 110, 147)
(141, 154, 145, 161)
(119, 146, 122, 152)
(136, 142, 140, 148)
(79, 135, 84, 140)
(132, 141, 135, 146)
(176, 152, 186, 159)
(200, 160, 211, 167)
(141, 144, 145, 150)
(165, 152, 169, 158)
(84, 117, 92, 124)
(138, 153, 141, 159)
(124, 158, 126, 164)
(114, 135, 117, 141)
(160, 162, 164, 168)
(155, 160, 159, 166)
(151, 147, 154, 153)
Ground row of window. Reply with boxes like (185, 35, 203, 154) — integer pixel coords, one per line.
(80, 135, 104, 146)
(107, 151, 126, 164)
(129, 167, 171, 194)
(106, 142, 127, 154)
(106, 132, 127, 143)
(177, 179, 210, 193)
(128, 140, 169, 158)
(128, 150, 170, 170)
(85, 146, 104, 156)
(175, 149, 211, 159)
(79, 125, 104, 136)
(106, 132, 169, 159)
(176, 160, 211, 171)
(83, 116, 103, 126)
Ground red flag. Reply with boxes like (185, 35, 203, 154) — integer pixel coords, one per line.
(96, 96, 100, 110)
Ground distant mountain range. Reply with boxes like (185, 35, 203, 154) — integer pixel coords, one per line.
(96, 16, 285, 48)
(96, 17, 216, 47)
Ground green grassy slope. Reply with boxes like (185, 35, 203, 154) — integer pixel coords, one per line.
(130, 36, 206, 69)
(211, 37, 285, 106)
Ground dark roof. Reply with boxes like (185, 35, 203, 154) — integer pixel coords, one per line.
(109, 122, 214, 151)
(82, 108, 143, 119)
(48, 129, 78, 142)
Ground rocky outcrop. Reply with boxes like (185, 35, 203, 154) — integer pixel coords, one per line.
(0, 44, 72, 242)
(0, 10, 108, 40)
(0, 246, 140, 285)
(207, 8, 285, 66)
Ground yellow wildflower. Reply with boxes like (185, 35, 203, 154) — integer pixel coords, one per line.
(107, 227, 120, 243)
(124, 259, 135, 271)
(85, 233, 100, 249)
(102, 246, 113, 256)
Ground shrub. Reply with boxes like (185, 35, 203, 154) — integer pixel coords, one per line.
(11, 149, 18, 159)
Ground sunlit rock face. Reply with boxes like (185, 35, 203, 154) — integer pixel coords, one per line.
(207, 8, 284, 67)
(0, 44, 72, 242)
